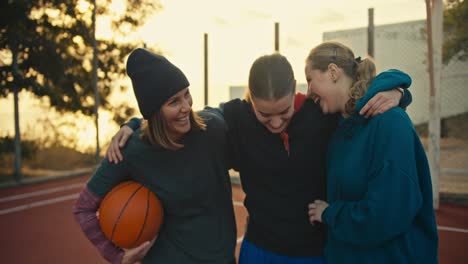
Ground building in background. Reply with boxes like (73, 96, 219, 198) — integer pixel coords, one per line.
(323, 20, 468, 125)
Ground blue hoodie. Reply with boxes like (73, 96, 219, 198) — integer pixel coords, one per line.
(322, 70, 438, 263)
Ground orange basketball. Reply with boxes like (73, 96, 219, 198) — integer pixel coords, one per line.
(98, 181, 163, 249)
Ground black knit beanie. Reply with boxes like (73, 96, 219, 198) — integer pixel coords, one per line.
(126, 48, 190, 119)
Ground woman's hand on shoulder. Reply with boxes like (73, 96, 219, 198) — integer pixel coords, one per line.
(106, 126, 134, 164)
(360, 88, 403, 118)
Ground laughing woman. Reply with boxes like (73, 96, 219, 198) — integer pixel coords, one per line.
(73, 49, 236, 264)
(307, 41, 438, 264)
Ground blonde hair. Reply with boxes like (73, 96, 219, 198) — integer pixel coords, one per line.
(142, 110, 206, 150)
(245, 53, 296, 103)
(305, 41, 376, 115)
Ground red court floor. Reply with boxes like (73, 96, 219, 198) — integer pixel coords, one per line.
(0, 175, 466, 263)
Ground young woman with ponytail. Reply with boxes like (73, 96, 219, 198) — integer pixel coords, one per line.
(106, 49, 412, 264)
(307, 42, 438, 263)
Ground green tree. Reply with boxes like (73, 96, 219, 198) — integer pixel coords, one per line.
(0, 136, 38, 161)
(0, 0, 160, 181)
(443, 0, 468, 64)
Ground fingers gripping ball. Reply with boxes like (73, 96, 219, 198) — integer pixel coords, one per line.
(98, 181, 164, 249)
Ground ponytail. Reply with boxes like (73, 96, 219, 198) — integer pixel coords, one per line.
(344, 57, 376, 115)
(306, 41, 377, 115)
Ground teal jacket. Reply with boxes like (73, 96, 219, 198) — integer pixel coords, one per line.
(322, 70, 438, 263)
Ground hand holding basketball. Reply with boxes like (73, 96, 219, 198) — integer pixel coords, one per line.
(98, 181, 164, 249)
(121, 236, 157, 264)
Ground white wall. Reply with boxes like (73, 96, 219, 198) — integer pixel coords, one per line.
(323, 20, 468, 125)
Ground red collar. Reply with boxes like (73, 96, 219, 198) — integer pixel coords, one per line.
(293, 93, 306, 113)
(248, 93, 306, 155)
(281, 93, 306, 155)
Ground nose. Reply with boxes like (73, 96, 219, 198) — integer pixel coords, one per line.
(180, 98, 191, 113)
(269, 116, 283, 129)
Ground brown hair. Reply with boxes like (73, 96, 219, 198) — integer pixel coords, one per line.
(245, 53, 296, 102)
(141, 110, 206, 150)
(305, 41, 376, 115)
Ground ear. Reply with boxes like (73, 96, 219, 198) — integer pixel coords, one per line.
(327, 63, 339, 83)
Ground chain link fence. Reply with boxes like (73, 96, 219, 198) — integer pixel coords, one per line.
(323, 19, 468, 197)
(1, 17, 467, 197)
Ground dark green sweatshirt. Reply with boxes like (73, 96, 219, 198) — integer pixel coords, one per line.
(87, 110, 236, 263)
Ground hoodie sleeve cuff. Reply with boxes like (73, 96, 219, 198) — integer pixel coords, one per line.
(123, 117, 143, 131)
(322, 202, 343, 227)
(398, 89, 412, 110)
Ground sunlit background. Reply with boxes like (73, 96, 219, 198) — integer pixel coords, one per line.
(0, 0, 429, 152)
(1, 3, 467, 263)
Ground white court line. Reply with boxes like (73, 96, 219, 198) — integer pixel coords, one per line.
(2, 194, 467, 237)
(0, 191, 247, 245)
(0, 193, 79, 216)
(438, 226, 468, 234)
(0, 190, 244, 216)
(0, 183, 84, 203)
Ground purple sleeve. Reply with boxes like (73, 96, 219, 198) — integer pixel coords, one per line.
(73, 187, 125, 264)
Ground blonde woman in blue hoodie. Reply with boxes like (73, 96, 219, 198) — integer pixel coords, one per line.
(307, 41, 438, 264)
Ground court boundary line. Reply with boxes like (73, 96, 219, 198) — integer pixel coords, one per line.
(437, 226, 468, 234)
(3, 193, 467, 236)
(0, 194, 246, 216)
(0, 183, 84, 203)
(0, 192, 248, 243)
(0, 193, 79, 215)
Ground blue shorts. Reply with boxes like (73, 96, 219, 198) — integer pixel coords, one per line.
(239, 239, 325, 264)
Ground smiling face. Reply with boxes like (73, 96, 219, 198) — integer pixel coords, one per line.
(305, 41, 373, 116)
(160, 87, 192, 140)
(247, 54, 297, 134)
(251, 93, 295, 133)
(305, 63, 350, 115)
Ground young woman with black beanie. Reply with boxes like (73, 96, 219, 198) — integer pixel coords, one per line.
(73, 48, 236, 264)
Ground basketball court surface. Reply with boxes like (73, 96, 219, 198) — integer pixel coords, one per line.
(0, 175, 467, 263)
